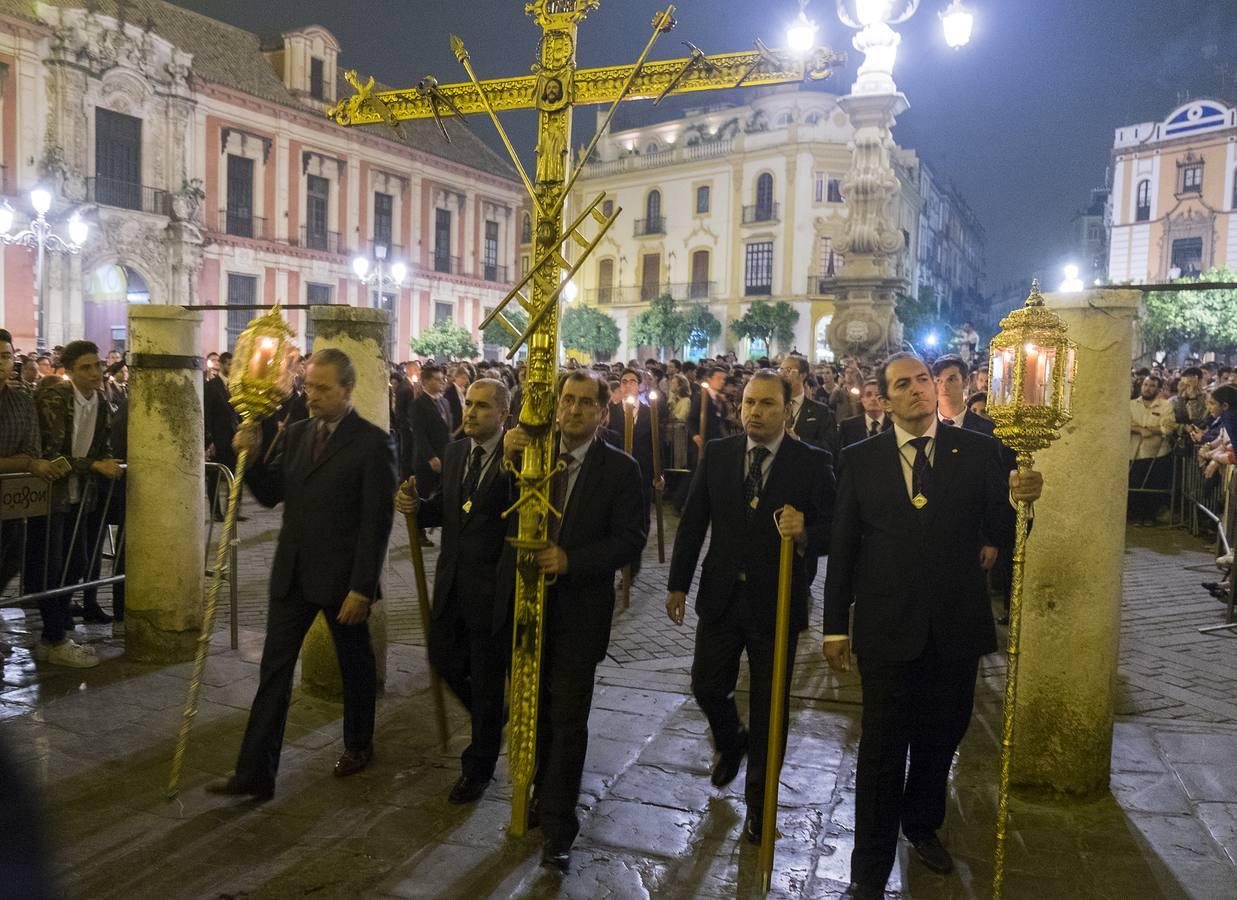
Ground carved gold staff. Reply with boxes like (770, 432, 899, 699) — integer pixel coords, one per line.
(760, 507, 796, 895)
(167, 307, 295, 799)
(986, 282, 1075, 899)
(399, 476, 450, 751)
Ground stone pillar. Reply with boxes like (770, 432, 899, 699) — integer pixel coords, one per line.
(1011, 288, 1140, 794)
(125, 306, 206, 662)
(299, 306, 392, 699)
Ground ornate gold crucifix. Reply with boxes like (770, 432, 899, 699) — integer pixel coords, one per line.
(330, 0, 838, 836)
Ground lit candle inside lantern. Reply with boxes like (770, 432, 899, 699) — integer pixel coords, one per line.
(1023, 342, 1040, 405)
(250, 336, 278, 378)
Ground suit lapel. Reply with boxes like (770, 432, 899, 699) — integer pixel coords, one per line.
(924, 424, 961, 525)
(755, 436, 795, 523)
(559, 439, 601, 536)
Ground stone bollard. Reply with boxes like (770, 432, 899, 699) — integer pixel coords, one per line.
(125, 306, 206, 663)
(299, 306, 393, 699)
(1011, 288, 1140, 795)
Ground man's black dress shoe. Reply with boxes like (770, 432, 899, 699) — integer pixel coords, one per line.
(742, 812, 762, 845)
(82, 608, 113, 624)
(711, 727, 749, 787)
(448, 774, 491, 805)
(541, 847, 570, 872)
(842, 882, 884, 899)
(907, 832, 954, 873)
(334, 747, 373, 778)
(526, 798, 542, 830)
(204, 776, 274, 801)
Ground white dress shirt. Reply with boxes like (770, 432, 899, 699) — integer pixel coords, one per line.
(557, 437, 593, 509)
(68, 386, 99, 504)
(1129, 397, 1173, 460)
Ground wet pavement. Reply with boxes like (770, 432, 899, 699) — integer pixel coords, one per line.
(2, 501, 1236, 899)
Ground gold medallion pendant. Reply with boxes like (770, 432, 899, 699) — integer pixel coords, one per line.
(912, 493, 928, 509)
(462, 499, 473, 514)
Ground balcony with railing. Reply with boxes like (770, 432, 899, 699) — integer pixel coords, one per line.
(483, 262, 509, 283)
(579, 138, 735, 178)
(433, 253, 463, 275)
(808, 274, 838, 295)
(741, 203, 780, 225)
(586, 281, 717, 306)
(87, 177, 170, 216)
(296, 225, 346, 255)
(214, 209, 271, 241)
(633, 216, 666, 237)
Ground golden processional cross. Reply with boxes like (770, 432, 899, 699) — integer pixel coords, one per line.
(330, 0, 838, 836)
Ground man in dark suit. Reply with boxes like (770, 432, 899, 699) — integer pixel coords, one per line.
(395, 378, 514, 805)
(607, 368, 661, 570)
(410, 363, 452, 501)
(780, 355, 838, 459)
(204, 352, 238, 518)
(208, 349, 397, 800)
(500, 371, 646, 871)
(392, 362, 418, 480)
(823, 353, 1042, 899)
(667, 370, 835, 844)
(838, 379, 893, 448)
(686, 366, 728, 461)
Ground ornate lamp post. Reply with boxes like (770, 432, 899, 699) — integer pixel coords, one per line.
(353, 245, 407, 358)
(796, 0, 973, 360)
(986, 280, 1076, 899)
(0, 188, 90, 349)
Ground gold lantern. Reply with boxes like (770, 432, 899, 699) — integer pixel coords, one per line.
(168, 305, 297, 798)
(986, 280, 1076, 898)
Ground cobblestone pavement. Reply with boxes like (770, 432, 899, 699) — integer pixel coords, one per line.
(1, 495, 1236, 899)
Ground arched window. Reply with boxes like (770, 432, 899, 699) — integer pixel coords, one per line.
(1135, 180, 1150, 222)
(521, 212, 532, 243)
(646, 189, 662, 224)
(755, 172, 775, 221)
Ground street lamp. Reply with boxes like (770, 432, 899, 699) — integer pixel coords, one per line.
(834, 0, 974, 92)
(786, 5, 819, 56)
(0, 188, 90, 349)
(940, 0, 975, 49)
(353, 244, 406, 357)
(1059, 263, 1084, 293)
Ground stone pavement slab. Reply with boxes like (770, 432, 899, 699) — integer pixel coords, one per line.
(2, 503, 1237, 898)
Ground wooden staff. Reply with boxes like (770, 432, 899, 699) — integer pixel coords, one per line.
(698, 386, 709, 462)
(649, 390, 665, 563)
(621, 396, 636, 608)
(760, 511, 796, 895)
(400, 476, 450, 751)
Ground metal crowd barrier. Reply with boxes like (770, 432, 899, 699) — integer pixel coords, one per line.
(1170, 445, 1230, 549)
(205, 462, 240, 651)
(0, 470, 125, 611)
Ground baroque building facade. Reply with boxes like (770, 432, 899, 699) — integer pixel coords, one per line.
(559, 85, 983, 362)
(1108, 98, 1237, 284)
(0, 0, 521, 357)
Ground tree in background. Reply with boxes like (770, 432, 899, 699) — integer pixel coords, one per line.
(729, 300, 799, 354)
(561, 305, 621, 360)
(683, 304, 722, 356)
(410, 319, 479, 360)
(1142, 267, 1237, 359)
(631, 294, 690, 357)
(481, 307, 529, 351)
(894, 285, 951, 354)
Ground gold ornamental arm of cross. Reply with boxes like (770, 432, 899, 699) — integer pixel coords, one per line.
(330, 45, 839, 129)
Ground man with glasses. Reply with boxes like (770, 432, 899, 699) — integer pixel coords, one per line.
(500, 371, 646, 872)
(779, 355, 838, 459)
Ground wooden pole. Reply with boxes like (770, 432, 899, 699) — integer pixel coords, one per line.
(649, 390, 665, 563)
(760, 523, 796, 894)
(621, 396, 636, 608)
(400, 477, 450, 752)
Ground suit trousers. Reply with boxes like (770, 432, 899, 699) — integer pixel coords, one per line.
(533, 620, 599, 851)
(24, 512, 67, 644)
(691, 583, 800, 811)
(852, 646, 979, 888)
(427, 592, 510, 782)
(236, 580, 377, 788)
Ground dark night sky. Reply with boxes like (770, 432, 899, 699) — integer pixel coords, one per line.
(175, 0, 1237, 298)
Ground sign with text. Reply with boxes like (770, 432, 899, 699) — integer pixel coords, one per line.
(0, 475, 51, 521)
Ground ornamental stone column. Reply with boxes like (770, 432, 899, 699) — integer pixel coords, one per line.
(299, 306, 393, 699)
(1011, 288, 1141, 794)
(125, 305, 206, 662)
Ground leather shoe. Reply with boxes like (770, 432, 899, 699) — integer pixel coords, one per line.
(82, 608, 113, 624)
(527, 798, 542, 830)
(711, 727, 748, 788)
(448, 774, 490, 805)
(204, 776, 273, 802)
(842, 882, 884, 899)
(541, 847, 570, 872)
(907, 832, 953, 873)
(742, 812, 762, 845)
(333, 747, 373, 778)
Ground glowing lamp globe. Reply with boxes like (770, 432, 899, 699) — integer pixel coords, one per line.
(940, 0, 974, 48)
(30, 188, 51, 216)
(786, 11, 818, 55)
(0, 204, 13, 235)
(68, 215, 89, 246)
(352, 256, 370, 279)
(390, 262, 408, 285)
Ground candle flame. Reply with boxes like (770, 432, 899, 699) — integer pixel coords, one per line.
(648, 391, 659, 401)
(1024, 342, 1037, 355)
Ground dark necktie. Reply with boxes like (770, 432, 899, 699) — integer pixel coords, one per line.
(461, 444, 486, 505)
(744, 446, 771, 521)
(435, 396, 451, 426)
(549, 450, 573, 538)
(869, 418, 880, 437)
(909, 435, 932, 500)
(312, 421, 331, 463)
(940, 417, 955, 427)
